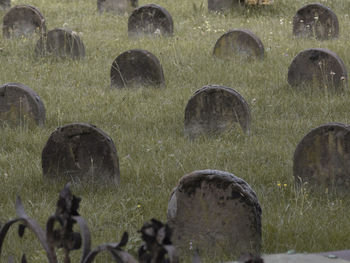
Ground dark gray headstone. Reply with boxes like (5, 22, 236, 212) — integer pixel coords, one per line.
(110, 49, 165, 89)
(167, 169, 262, 257)
(128, 4, 173, 37)
(35, 28, 85, 59)
(42, 123, 120, 183)
(208, 0, 243, 12)
(288, 48, 348, 89)
(97, 0, 138, 14)
(2, 5, 46, 38)
(0, 83, 45, 127)
(213, 29, 264, 60)
(0, 0, 10, 10)
(184, 85, 250, 138)
(293, 123, 350, 189)
(293, 3, 339, 40)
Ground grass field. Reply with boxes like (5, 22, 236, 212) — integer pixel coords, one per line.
(1, 0, 350, 261)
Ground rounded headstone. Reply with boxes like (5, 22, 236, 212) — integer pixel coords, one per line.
(0, 83, 45, 127)
(0, 0, 10, 10)
(293, 123, 350, 189)
(293, 3, 339, 40)
(110, 49, 165, 89)
(97, 0, 138, 14)
(35, 28, 85, 59)
(167, 169, 262, 257)
(2, 5, 46, 38)
(213, 29, 264, 60)
(288, 48, 348, 90)
(42, 123, 120, 182)
(128, 4, 173, 37)
(184, 85, 250, 138)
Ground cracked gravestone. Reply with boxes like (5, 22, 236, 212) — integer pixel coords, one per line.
(2, 5, 46, 38)
(293, 3, 339, 40)
(128, 4, 173, 37)
(110, 49, 165, 89)
(288, 48, 347, 90)
(167, 169, 261, 257)
(0, 0, 10, 10)
(184, 85, 250, 138)
(42, 123, 120, 183)
(213, 29, 264, 60)
(293, 123, 350, 190)
(35, 28, 85, 59)
(0, 83, 46, 127)
(97, 0, 138, 14)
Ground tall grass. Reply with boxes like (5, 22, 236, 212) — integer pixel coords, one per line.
(1, 0, 350, 261)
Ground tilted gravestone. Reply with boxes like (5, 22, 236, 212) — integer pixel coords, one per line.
(213, 29, 264, 60)
(2, 5, 46, 38)
(35, 28, 85, 59)
(0, 83, 45, 127)
(167, 169, 262, 257)
(184, 85, 250, 138)
(0, 0, 10, 10)
(110, 49, 165, 89)
(288, 48, 348, 90)
(42, 123, 120, 182)
(128, 4, 173, 37)
(293, 3, 339, 40)
(293, 123, 350, 190)
(97, 0, 138, 14)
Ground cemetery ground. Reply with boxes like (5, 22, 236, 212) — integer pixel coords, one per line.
(1, 0, 350, 261)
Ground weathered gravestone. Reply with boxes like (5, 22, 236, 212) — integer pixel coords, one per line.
(184, 85, 250, 138)
(288, 48, 347, 90)
(0, 0, 10, 10)
(35, 28, 85, 59)
(293, 3, 339, 40)
(0, 83, 45, 127)
(213, 29, 264, 60)
(97, 0, 138, 14)
(167, 169, 261, 257)
(42, 123, 120, 182)
(208, 0, 272, 12)
(110, 49, 165, 89)
(293, 123, 350, 190)
(2, 5, 46, 38)
(128, 4, 173, 37)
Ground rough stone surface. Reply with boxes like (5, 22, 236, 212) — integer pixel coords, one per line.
(110, 49, 165, 89)
(0, 83, 45, 127)
(184, 85, 250, 138)
(293, 3, 339, 40)
(2, 5, 46, 38)
(167, 169, 261, 257)
(35, 28, 85, 59)
(288, 48, 347, 89)
(42, 123, 120, 182)
(213, 29, 264, 60)
(97, 0, 138, 14)
(208, 0, 243, 12)
(0, 0, 10, 10)
(128, 4, 173, 37)
(293, 123, 350, 189)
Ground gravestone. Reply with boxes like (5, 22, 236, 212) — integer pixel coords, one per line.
(0, 83, 45, 127)
(128, 4, 173, 37)
(35, 28, 85, 59)
(167, 169, 261, 257)
(97, 0, 138, 14)
(2, 5, 46, 38)
(42, 123, 120, 182)
(208, 0, 243, 12)
(110, 49, 165, 89)
(0, 0, 10, 10)
(184, 85, 250, 138)
(293, 3, 339, 40)
(213, 29, 264, 60)
(293, 123, 350, 189)
(288, 48, 347, 89)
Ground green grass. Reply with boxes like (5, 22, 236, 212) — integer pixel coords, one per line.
(1, 0, 350, 261)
